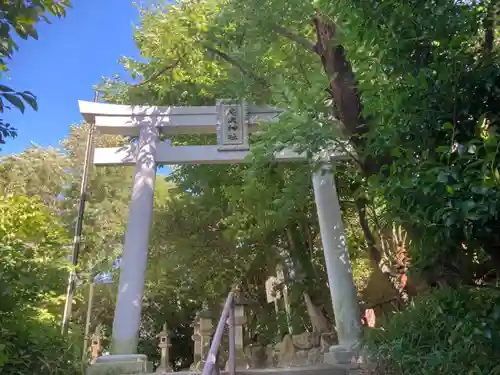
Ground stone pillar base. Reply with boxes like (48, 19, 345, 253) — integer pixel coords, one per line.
(155, 365, 173, 373)
(223, 356, 247, 371)
(86, 354, 153, 375)
(322, 345, 358, 365)
(190, 360, 204, 371)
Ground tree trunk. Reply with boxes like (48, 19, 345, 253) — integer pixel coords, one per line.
(312, 13, 415, 303)
(355, 197, 409, 302)
(313, 11, 393, 175)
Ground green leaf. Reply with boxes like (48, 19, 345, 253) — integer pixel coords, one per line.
(437, 171, 449, 183)
(0, 85, 14, 93)
(25, 24, 39, 40)
(442, 122, 454, 130)
(461, 200, 476, 214)
(19, 91, 37, 111)
(3, 93, 25, 113)
(436, 145, 450, 154)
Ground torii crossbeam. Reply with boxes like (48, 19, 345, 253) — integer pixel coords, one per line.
(79, 100, 347, 165)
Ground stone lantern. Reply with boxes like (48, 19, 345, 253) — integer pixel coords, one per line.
(190, 318, 202, 370)
(232, 289, 249, 369)
(190, 306, 214, 370)
(156, 323, 173, 373)
(198, 308, 214, 360)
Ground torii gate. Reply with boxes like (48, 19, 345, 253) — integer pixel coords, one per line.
(79, 99, 361, 368)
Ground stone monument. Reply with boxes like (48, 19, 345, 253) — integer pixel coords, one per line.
(190, 307, 214, 370)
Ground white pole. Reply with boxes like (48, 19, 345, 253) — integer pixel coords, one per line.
(111, 119, 158, 354)
(61, 93, 99, 334)
(311, 165, 361, 349)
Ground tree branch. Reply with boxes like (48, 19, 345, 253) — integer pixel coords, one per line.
(484, 0, 498, 53)
(132, 60, 180, 88)
(272, 24, 316, 53)
(200, 41, 268, 87)
(355, 197, 382, 265)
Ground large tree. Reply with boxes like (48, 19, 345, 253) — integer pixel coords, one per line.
(98, 0, 407, 305)
(103, 0, 500, 288)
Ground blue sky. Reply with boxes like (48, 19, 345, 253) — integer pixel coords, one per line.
(0, 0, 141, 155)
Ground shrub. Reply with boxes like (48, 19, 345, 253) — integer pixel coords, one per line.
(0, 310, 82, 375)
(0, 195, 82, 374)
(363, 286, 500, 375)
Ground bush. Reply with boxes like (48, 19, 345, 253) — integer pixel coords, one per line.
(0, 195, 83, 374)
(363, 287, 500, 375)
(0, 311, 82, 375)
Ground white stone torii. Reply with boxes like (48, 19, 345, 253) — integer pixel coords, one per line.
(79, 99, 361, 366)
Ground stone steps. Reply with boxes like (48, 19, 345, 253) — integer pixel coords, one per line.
(86, 355, 360, 375)
(160, 365, 358, 375)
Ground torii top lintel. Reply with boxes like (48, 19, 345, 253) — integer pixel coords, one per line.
(78, 99, 284, 138)
(79, 99, 349, 166)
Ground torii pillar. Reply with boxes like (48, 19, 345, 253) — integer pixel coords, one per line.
(79, 99, 361, 373)
(111, 117, 158, 355)
(312, 166, 361, 362)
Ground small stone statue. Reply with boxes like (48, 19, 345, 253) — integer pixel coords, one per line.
(90, 327, 102, 364)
